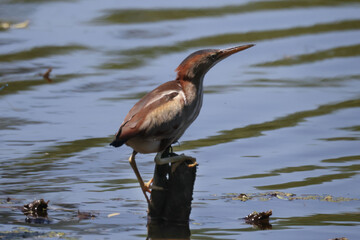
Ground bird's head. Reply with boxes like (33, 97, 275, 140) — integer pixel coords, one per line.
(176, 44, 254, 81)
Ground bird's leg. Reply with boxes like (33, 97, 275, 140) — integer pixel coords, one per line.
(155, 148, 198, 173)
(128, 151, 150, 204)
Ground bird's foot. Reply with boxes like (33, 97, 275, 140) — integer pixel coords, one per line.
(155, 152, 194, 165)
(155, 151, 198, 172)
(170, 154, 198, 173)
(186, 155, 198, 168)
(143, 178, 153, 193)
(143, 178, 164, 192)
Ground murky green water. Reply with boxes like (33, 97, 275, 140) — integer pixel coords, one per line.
(1, 0, 360, 239)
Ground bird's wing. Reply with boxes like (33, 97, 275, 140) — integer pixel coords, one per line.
(114, 80, 185, 142)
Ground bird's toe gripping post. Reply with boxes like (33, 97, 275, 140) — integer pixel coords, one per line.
(155, 151, 198, 173)
(143, 178, 153, 193)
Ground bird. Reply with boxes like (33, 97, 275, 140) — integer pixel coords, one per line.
(110, 44, 254, 204)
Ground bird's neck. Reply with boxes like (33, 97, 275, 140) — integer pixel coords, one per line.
(177, 75, 204, 105)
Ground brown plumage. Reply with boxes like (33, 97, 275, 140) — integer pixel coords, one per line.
(110, 44, 254, 203)
(110, 80, 185, 153)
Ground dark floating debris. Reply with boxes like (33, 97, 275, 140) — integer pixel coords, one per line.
(42, 67, 53, 82)
(22, 199, 50, 224)
(226, 191, 359, 202)
(232, 193, 252, 201)
(38, 67, 53, 82)
(1, 197, 23, 205)
(77, 210, 96, 220)
(23, 199, 49, 213)
(328, 238, 348, 240)
(244, 210, 272, 230)
(245, 210, 272, 222)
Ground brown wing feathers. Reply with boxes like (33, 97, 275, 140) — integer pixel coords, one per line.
(110, 80, 182, 148)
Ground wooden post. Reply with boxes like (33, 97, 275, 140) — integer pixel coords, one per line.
(147, 150, 197, 238)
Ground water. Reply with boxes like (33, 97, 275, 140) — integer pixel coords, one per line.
(1, 0, 360, 239)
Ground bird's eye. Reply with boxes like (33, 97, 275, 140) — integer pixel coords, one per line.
(210, 54, 217, 61)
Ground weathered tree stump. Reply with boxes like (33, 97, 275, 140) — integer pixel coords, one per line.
(147, 150, 197, 238)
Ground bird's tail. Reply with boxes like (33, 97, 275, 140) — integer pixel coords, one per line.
(110, 138, 125, 148)
(110, 125, 126, 147)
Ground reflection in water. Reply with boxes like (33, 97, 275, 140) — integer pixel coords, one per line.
(176, 98, 360, 150)
(256, 172, 357, 190)
(147, 222, 190, 240)
(94, 0, 360, 24)
(100, 19, 360, 70)
(0, 45, 89, 63)
(276, 212, 360, 227)
(0, 117, 42, 130)
(322, 155, 360, 163)
(256, 44, 360, 67)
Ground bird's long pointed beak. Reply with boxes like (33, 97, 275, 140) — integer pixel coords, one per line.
(218, 44, 255, 59)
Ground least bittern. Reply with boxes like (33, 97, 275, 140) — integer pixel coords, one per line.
(111, 44, 254, 203)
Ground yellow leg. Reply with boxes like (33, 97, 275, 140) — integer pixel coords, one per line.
(128, 151, 150, 204)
